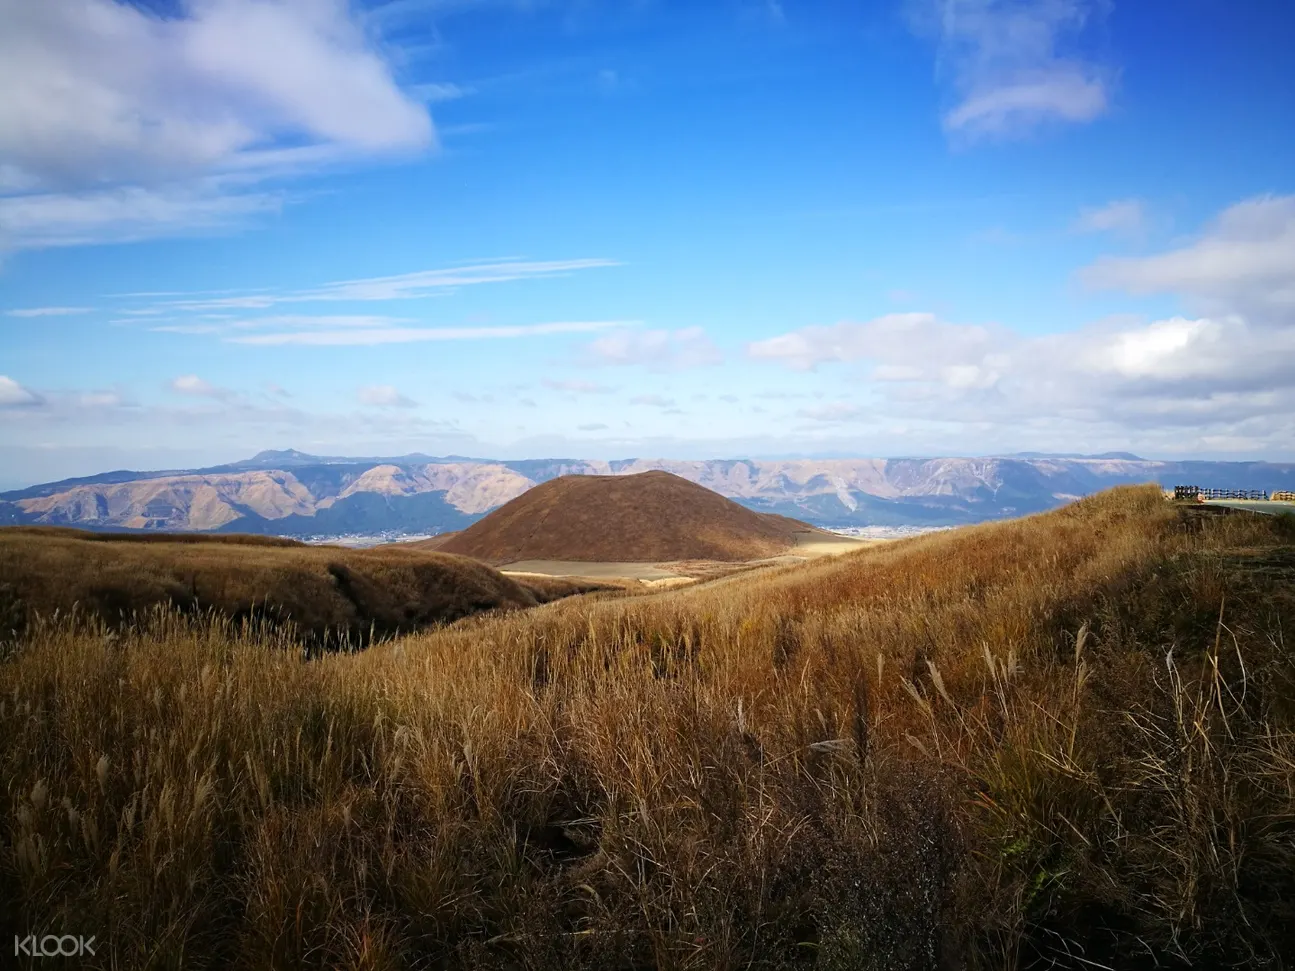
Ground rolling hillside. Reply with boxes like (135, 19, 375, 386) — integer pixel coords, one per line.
(437, 470, 824, 563)
(0, 527, 611, 646)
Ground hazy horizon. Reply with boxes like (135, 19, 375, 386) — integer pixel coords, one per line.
(4, 442, 1292, 496)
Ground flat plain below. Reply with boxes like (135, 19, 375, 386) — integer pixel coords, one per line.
(497, 529, 875, 583)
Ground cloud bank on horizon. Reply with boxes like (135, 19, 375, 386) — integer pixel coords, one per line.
(1, 0, 1293, 488)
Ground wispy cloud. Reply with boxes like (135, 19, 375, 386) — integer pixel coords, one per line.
(798, 402, 868, 422)
(748, 312, 1000, 373)
(138, 259, 621, 312)
(154, 314, 415, 334)
(0, 383, 477, 460)
(0, 375, 43, 407)
(577, 422, 609, 431)
(542, 378, 615, 394)
(297, 259, 620, 302)
(1074, 199, 1145, 235)
(358, 385, 418, 408)
(411, 82, 473, 103)
(5, 306, 92, 317)
(630, 394, 677, 407)
(229, 320, 630, 346)
(77, 390, 127, 408)
(911, 0, 1111, 140)
(168, 374, 234, 401)
(579, 326, 722, 370)
(150, 324, 230, 335)
(0, 182, 284, 250)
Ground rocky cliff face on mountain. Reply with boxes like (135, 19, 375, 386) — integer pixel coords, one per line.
(3, 450, 1293, 535)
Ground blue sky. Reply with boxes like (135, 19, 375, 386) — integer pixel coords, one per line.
(1, 0, 1293, 488)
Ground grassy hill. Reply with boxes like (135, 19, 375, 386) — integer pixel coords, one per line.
(1, 489, 1293, 968)
(439, 470, 825, 563)
(0, 527, 611, 648)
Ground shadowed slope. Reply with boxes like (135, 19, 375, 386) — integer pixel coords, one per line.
(438, 470, 826, 564)
(0, 527, 613, 646)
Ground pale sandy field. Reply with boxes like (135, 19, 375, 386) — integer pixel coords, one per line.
(499, 530, 876, 585)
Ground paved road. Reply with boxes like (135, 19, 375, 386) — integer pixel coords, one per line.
(1202, 500, 1295, 515)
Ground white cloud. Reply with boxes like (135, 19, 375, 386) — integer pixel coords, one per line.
(0, 376, 42, 407)
(151, 323, 229, 335)
(1074, 199, 1145, 235)
(78, 390, 126, 408)
(0, 387, 476, 462)
(411, 82, 472, 103)
(230, 314, 410, 329)
(5, 306, 92, 317)
(1081, 194, 1295, 324)
(580, 326, 723, 370)
(0, 0, 431, 186)
(169, 374, 234, 400)
(297, 259, 620, 302)
(229, 320, 628, 346)
(798, 402, 868, 422)
(0, 0, 433, 248)
(577, 422, 609, 431)
(751, 310, 1295, 434)
(630, 394, 677, 407)
(140, 259, 621, 311)
(358, 384, 417, 408)
(0, 182, 283, 249)
(748, 195, 1295, 444)
(913, 0, 1111, 139)
(542, 378, 615, 394)
(944, 71, 1106, 134)
(154, 314, 412, 335)
(748, 312, 1002, 373)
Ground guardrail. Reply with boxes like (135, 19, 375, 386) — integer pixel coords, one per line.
(1173, 486, 1270, 501)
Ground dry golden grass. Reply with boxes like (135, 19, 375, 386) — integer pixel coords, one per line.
(0, 525, 307, 547)
(1, 488, 1293, 969)
(0, 527, 615, 647)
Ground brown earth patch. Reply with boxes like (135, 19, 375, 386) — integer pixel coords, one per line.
(439, 471, 832, 564)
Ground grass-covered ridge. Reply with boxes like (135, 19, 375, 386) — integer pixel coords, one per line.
(0, 528, 615, 649)
(1, 487, 1292, 969)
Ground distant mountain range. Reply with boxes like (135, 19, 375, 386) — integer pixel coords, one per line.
(3, 450, 1294, 535)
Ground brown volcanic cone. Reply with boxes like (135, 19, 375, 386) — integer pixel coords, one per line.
(438, 471, 821, 564)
